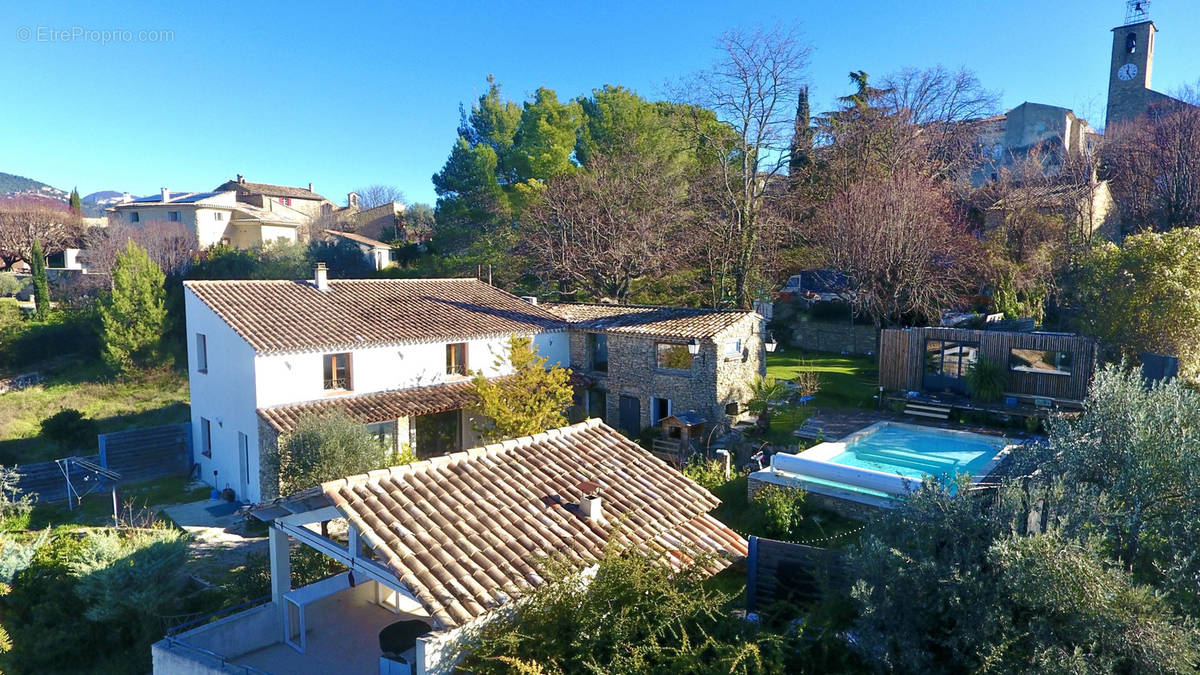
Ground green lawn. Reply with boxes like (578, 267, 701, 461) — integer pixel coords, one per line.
(754, 350, 879, 446)
(766, 350, 879, 410)
(0, 363, 190, 465)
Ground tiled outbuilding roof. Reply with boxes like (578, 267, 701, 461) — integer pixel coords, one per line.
(320, 419, 746, 628)
(324, 229, 390, 249)
(257, 379, 479, 435)
(185, 278, 567, 354)
(542, 302, 757, 340)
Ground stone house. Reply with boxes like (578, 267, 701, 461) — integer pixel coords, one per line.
(543, 302, 766, 436)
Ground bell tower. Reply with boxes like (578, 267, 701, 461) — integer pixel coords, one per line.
(1106, 1, 1157, 129)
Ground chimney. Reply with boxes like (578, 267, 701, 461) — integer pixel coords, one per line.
(237, 173, 245, 184)
(160, 187, 170, 203)
(314, 262, 329, 292)
(121, 192, 131, 203)
(577, 480, 603, 522)
(308, 182, 313, 193)
(521, 295, 538, 306)
(580, 494, 603, 522)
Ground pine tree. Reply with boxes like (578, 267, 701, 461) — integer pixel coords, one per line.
(68, 188, 82, 216)
(98, 240, 166, 372)
(29, 240, 49, 321)
(470, 336, 574, 442)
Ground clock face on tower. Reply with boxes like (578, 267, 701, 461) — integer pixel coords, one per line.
(1118, 63, 1139, 81)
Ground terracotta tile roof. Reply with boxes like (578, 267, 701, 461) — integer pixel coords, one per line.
(214, 179, 327, 201)
(320, 419, 746, 628)
(184, 278, 567, 354)
(257, 379, 479, 435)
(324, 229, 390, 248)
(542, 302, 757, 340)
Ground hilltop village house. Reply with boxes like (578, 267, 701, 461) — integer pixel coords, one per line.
(152, 420, 746, 674)
(107, 175, 410, 254)
(542, 302, 767, 435)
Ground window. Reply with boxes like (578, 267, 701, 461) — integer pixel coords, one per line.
(446, 343, 468, 376)
(588, 333, 608, 373)
(1009, 349, 1073, 376)
(924, 340, 979, 379)
(652, 397, 671, 423)
(656, 343, 693, 371)
(200, 417, 212, 458)
(278, 197, 293, 206)
(723, 338, 743, 359)
(129, 211, 140, 223)
(214, 212, 224, 221)
(168, 211, 181, 222)
(587, 390, 607, 421)
(366, 421, 397, 455)
(195, 333, 208, 373)
(323, 352, 351, 390)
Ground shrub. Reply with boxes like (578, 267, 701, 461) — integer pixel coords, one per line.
(753, 484, 806, 538)
(0, 466, 33, 529)
(965, 359, 1006, 403)
(0, 308, 99, 370)
(40, 409, 97, 452)
(0, 273, 23, 298)
(277, 410, 386, 495)
(682, 456, 728, 491)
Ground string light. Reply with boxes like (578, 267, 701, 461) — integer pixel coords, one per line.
(731, 523, 867, 546)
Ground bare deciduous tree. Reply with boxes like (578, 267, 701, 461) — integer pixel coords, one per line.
(808, 171, 980, 327)
(522, 147, 691, 303)
(0, 198, 84, 267)
(85, 221, 198, 275)
(352, 185, 406, 210)
(1104, 104, 1200, 231)
(878, 66, 1001, 182)
(680, 24, 811, 308)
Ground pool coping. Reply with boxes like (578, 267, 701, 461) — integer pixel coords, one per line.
(753, 421, 1013, 508)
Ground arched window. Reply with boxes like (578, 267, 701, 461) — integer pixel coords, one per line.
(1126, 32, 1137, 54)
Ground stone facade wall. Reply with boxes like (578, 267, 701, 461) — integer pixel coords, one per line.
(782, 318, 878, 356)
(565, 315, 764, 433)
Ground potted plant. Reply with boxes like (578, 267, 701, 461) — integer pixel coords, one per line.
(965, 359, 1006, 403)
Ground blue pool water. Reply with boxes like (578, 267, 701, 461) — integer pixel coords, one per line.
(830, 424, 1005, 481)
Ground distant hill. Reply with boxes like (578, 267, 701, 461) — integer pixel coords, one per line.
(0, 172, 64, 199)
(82, 190, 123, 204)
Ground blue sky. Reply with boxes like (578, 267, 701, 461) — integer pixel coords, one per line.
(2, 0, 1197, 205)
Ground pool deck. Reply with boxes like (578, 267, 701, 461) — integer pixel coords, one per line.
(794, 407, 1030, 444)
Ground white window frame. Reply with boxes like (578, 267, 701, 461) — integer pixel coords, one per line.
(723, 338, 743, 359)
(195, 333, 208, 373)
(200, 417, 212, 458)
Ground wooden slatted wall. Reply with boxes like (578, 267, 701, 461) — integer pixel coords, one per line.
(878, 328, 1098, 402)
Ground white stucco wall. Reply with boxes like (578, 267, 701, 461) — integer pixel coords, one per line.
(185, 287, 262, 501)
(253, 331, 568, 408)
(185, 277, 569, 502)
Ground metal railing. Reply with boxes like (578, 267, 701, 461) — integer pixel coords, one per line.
(160, 636, 273, 675)
(166, 595, 271, 636)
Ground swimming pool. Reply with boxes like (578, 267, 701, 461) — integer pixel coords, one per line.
(756, 422, 1011, 508)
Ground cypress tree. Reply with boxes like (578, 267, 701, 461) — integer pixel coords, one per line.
(788, 86, 814, 181)
(30, 239, 50, 320)
(69, 188, 82, 216)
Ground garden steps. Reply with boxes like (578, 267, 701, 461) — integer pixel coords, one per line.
(903, 402, 951, 420)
